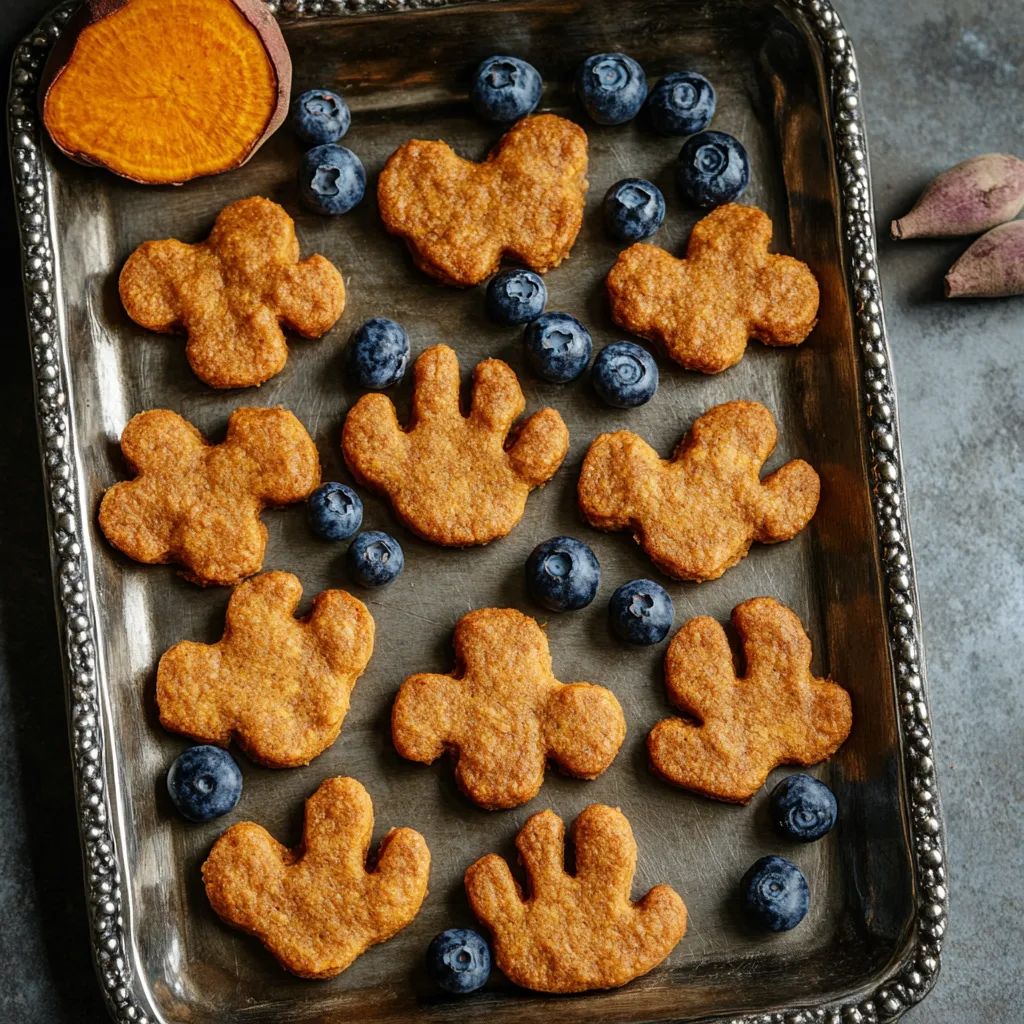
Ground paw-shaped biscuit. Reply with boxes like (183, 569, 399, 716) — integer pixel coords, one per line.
(465, 804, 687, 992)
(648, 598, 852, 802)
(392, 608, 625, 810)
(343, 345, 569, 546)
(606, 204, 819, 373)
(578, 400, 819, 581)
(377, 114, 589, 286)
(203, 777, 430, 978)
(119, 196, 346, 388)
(98, 407, 320, 586)
(157, 572, 373, 767)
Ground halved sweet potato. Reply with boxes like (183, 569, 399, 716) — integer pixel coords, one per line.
(40, 0, 291, 185)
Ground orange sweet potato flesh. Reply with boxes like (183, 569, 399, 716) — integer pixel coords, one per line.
(40, 0, 291, 185)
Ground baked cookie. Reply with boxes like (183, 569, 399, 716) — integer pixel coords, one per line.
(577, 400, 819, 581)
(464, 804, 687, 992)
(203, 777, 430, 978)
(392, 608, 625, 810)
(377, 114, 588, 286)
(606, 204, 819, 373)
(342, 344, 568, 546)
(120, 196, 345, 388)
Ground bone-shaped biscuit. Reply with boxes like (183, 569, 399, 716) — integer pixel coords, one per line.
(606, 204, 819, 373)
(98, 407, 320, 586)
(648, 598, 852, 802)
(465, 804, 687, 992)
(392, 608, 625, 810)
(577, 400, 819, 581)
(342, 345, 569, 546)
(157, 572, 373, 767)
(203, 776, 430, 978)
(377, 114, 589, 286)
(119, 196, 346, 388)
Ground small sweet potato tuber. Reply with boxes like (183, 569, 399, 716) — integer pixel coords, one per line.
(944, 221, 1024, 298)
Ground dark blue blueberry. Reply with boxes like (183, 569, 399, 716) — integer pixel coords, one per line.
(291, 89, 351, 145)
(591, 341, 658, 408)
(426, 928, 491, 994)
(345, 317, 410, 389)
(646, 71, 716, 136)
(608, 579, 673, 644)
(740, 855, 810, 931)
(769, 774, 838, 843)
(523, 312, 592, 383)
(486, 268, 547, 325)
(676, 130, 750, 208)
(348, 530, 404, 587)
(167, 746, 242, 823)
(575, 53, 647, 125)
(298, 144, 366, 215)
(470, 56, 542, 123)
(526, 536, 600, 611)
(308, 482, 363, 541)
(603, 178, 665, 242)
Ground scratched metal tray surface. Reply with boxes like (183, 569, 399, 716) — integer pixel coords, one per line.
(8, 0, 947, 1021)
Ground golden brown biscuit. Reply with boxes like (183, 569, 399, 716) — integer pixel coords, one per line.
(648, 598, 852, 803)
(98, 407, 320, 586)
(157, 572, 373, 767)
(377, 114, 588, 286)
(464, 804, 687, 992)
(342, 345, 568, 547)
(203, 776, 430, 978)
(392, 608, 625, 810)
(606, 204, 819, 373)
(119, 196, 345, 388)
(577, 400, 819, 581)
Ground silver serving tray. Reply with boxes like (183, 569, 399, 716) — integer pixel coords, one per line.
(8, 0, 948, 1021)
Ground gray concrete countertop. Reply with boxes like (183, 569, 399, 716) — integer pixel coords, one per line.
(0, 0, 1020, 1020)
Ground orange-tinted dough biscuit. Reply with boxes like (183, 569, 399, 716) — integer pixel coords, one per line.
(203, 777, 430, 978)
(606, 204, 819, 373)
(465, 804, 687, 992)
(648, 597, 852, 803)
(392, 608, 625, 810)
(120, 196, 345, 388)
(577, 400, 819, 582)
(98, 407, 320, 586)
(343, 344, 568, 547)
(377, 114, 588, 286)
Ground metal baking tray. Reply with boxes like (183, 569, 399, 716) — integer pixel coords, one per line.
(8, 0, 948, 1020)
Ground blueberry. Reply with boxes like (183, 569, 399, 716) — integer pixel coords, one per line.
(769, 774, 838, 843)
(471, 56, 542, 123)
(298, 144, 366, 215)
(308, 482, 363, 541)
(608, 579, 673, 644)
(603, 178, 665, 242)
(426, 928, 491, 994)
(291, 89, 351, 145)
(526, 536, 600, 611)
(348, 530, 404, 587)
(575, 53, 647, 125)
(646, 71, 716, 136)
(346, 317, 410, 389)
(676, 130, 750, 208)
(486, 268, 547, 325)
(523, 312, 592, 383)
(740, 855, 810, 931)
(167, 746, 242, 823)
(591, 342, 658, 408)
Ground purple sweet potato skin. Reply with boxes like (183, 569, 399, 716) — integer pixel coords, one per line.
(945, 221, 1024, 298)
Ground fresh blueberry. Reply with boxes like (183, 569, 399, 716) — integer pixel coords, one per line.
(298, 144, 366, 215)
(291, 89, 351, 145)
(608, 579, 673, 644)
(486, 268, 547, 325)
(646, 71, 716, 136)
(308, 482, 363, 541)
(591, 342, 658, 408)
(471, 56, 542, 123)
(770, 774, 838, 843)
(603, 178, 665, 242)
(167, 746, 242, 823)
(740, 855, 810, 931)
(575, 53, 647, 125)
(426, 928, 491, 994)
(526, 536, 600, 611)
(523, 312, 592, 383)
(345, 317, 410, 389)
(348, 530, 404, 587)
(676, 130, 750, 207)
